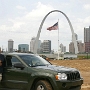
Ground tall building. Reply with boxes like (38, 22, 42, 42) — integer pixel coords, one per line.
(84, 42, 90, 53)
(8, 39, 14, 52)
(37, 40, 41, 50)
(69, 41, 85, 53)
(69, 42, 75, 53)
(84, 26, 90, 53)
(84, 27, 90, 42)
(37, 40, 41, 54)
(70, 33, 78, 53)
(77, 41, 85, 53)
(30, 37, 41, 53)
(18, 44, 29, 52)
(39, 42, 43, 53)
(60, 43, 66, 53)
(30, 37, 36, 53)
(42, 40, 51, 53)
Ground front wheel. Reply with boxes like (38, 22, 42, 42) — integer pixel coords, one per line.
(35, 80, 52, 90)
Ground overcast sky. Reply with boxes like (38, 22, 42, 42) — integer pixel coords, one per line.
(0, 0, 90, 52)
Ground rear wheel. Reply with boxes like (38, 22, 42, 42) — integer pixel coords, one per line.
(35, 80, 52, 90)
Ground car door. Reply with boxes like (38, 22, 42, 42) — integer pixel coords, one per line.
(2, 55, 28, 90)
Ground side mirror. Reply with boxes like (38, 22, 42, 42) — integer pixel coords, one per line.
(14, 63, 25, 70)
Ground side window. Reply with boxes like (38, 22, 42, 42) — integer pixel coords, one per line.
(6, 56, 12, 67)
(6, 56, 21, 67)
(11, 56, 21, 66)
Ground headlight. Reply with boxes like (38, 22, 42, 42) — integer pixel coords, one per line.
(55, 73, 67, 80)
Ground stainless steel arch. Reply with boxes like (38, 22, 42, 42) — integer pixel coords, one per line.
(33, 10, 78, 54)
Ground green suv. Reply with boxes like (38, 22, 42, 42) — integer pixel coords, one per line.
(0, 53, 83, 90)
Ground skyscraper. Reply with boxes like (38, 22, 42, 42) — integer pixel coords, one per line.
(69, 41, 85, 53)
(30, 37, 36, 53)
(42, 40, 51, 53)
(84, 26, 90, 52)
(60, 43, 66, 53)
(77, 41, 85, 53)
(69, 42, 75, 53)
(84, 27, 90, 42)
(8, 39, 14, 52)
(70, 33, 78, 53)
(30, 37, 41, 53)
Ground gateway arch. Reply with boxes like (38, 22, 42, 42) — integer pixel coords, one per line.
(33, 10, 78, 54)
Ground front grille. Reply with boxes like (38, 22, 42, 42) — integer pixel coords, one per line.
(67, 71, 80, 80)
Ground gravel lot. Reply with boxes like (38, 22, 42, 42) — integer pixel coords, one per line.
(49, 59, 90, 90)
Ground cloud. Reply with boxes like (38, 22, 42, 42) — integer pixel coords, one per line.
(16, 5, 26, 10)
(11, 2, 54, 33)
(84, 16, 90, 24)
(70, 16, 90, 41)
(0, 2, 56, 49)
(1, 1, 90, 51)
(25, 2, 54, 20)
(84, 4, 90, 10)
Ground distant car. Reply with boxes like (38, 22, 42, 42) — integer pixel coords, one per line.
(0, 53, 83, 90)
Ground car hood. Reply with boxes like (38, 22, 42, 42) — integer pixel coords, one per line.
(34, 64, 78, 72)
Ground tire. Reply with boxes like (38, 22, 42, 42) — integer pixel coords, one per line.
(35, 80, 52, 90)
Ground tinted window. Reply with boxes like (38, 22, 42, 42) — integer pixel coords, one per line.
(6, 56, 21, 67)
(19, 55, 51, 67)
(11, 56, 21, 65)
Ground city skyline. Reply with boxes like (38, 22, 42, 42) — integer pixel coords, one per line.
(5, 37, 66, 53)
(0, 0, 90, 51)
(5, 36, 85, 53)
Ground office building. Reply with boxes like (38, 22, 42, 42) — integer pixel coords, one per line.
(42, 40, 51, 53)
(69, 41, 85, 53)
(30, 37, 41, 53)
(18, 44, 29, 52)
(37, 40, 41, 54)
(60, 43, 66, 53)
(84, 26, 90, 52)
(69, 42, 75, 53)
(8, 39, 14, 52)
(30, 37, 35, 53)
(84, 27, 90, 42)
(77, 41, 85, 53)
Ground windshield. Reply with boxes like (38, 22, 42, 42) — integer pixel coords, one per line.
(18, 54, 51, 67)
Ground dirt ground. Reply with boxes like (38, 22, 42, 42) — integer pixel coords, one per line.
(49, 59, 90, 90)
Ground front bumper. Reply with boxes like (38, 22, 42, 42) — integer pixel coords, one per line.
(53, 78, 83, 90)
